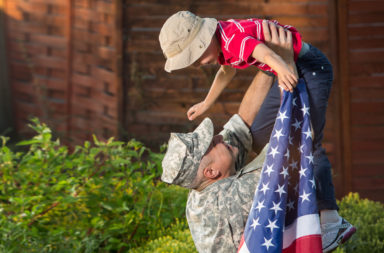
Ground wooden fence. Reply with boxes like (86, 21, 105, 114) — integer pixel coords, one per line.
(3, 0, 122, 144)
(1, 0, 384, 202)
(0, 0, 12, 134)
(337, 0, 384, 200)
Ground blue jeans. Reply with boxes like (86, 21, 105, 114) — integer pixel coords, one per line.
(251, 44, 338, 211)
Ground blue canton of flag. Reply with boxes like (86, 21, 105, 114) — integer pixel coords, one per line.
(238, 79, 322, 253)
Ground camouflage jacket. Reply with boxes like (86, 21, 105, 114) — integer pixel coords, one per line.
(186, 114, 266, 253)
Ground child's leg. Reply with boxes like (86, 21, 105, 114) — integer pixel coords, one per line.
(296, 44, 339, 211)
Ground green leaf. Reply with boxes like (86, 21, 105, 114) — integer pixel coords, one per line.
(16, 139, 41, 146)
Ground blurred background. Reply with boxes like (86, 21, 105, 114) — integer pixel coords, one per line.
(0, 0, 383, 202)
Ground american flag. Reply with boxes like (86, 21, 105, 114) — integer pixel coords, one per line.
(238, 79, 322, 253)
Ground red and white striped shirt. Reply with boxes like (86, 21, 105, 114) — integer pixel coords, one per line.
(216, 19, 302, 75)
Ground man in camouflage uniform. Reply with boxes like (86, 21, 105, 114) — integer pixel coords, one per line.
(162, 89, 270, 253)
(160, 21, 291, 252)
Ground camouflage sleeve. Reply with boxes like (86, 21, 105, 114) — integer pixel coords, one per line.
(219, 114, 252, 171)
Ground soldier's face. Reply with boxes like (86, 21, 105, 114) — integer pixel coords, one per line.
(205, 135, 239, 178)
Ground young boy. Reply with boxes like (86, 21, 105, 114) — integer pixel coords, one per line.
(159, 11, 356, 252)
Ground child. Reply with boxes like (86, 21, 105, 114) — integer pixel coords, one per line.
(159, 11, 356, 252)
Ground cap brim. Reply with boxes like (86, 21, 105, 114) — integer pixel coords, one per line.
(164, 18, 218, 73)
(193, 117, 214, 157)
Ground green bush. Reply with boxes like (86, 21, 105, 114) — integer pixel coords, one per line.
(334, 192, 384, 253)
(130, 220, 197, 253)
(0, 119, 189, 252)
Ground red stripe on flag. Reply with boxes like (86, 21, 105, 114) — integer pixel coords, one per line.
(237, 236, 245, 253)
(283, 235, 322, 253)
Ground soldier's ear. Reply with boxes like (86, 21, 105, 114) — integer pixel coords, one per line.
(203, 166, 220, 179)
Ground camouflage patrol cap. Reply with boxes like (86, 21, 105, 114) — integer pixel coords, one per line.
(161, 118, 214, 188)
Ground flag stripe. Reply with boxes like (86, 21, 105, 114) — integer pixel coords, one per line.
(283, 214, 321, 248)
(238, 237, 250, 253)
(283, 235, 322, 253)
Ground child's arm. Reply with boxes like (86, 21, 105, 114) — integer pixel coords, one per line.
(252, 42, 298, 92)
(187, 65, 236, 121)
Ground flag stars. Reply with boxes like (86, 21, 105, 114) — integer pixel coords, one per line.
(241, 88, 320, 252)
(287, 199, 295, 211)
(260, 182, 270, 195)
(275, 184, 286, 197)
(300, 190, 311, 203)
(301, 104, 310, 116)
(306, 152, 314, 164)
(280, 166, 289, 179)
(250, 217, 260, 230)
(262, 237, 275, 250)
(270, 201, 283, 215)
(290, 160, 298, 170)
(284, 149, 290, 159)
(288, 135, 294, 145)
(255, 200, 266, 212)
(303, 128, 312, 140)
(277, 110, 289, 123)
(273, 128, 284, 141)
(299, 167, 308, 178)
(310, 177, 316, 189)
(292, 97, 297, 107)
(269, 146, 280, 158)
(264, 165, 274, 177)
(266, 219, 279, 233)
(292, 119, 302, 131)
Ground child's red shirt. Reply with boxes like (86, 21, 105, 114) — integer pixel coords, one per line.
(216, 19, 302, 75)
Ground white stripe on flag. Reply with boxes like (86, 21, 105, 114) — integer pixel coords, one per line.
(238, 242, 250, 253)
(282, 214, 321, 249)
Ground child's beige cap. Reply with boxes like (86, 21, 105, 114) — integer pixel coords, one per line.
(159, 11, 217, 72)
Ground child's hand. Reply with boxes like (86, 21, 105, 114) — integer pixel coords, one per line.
(262, 20, 299, 92)
(277, 67, 298, 92)
(187, 101, 208, 121)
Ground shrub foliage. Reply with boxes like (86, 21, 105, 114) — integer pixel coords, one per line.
(334, 192, 384, 253)
(0, 119, 188, 252)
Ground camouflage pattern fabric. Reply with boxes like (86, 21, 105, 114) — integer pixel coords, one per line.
(186, 114, 267, 253)
(161, 117, 214, 188)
